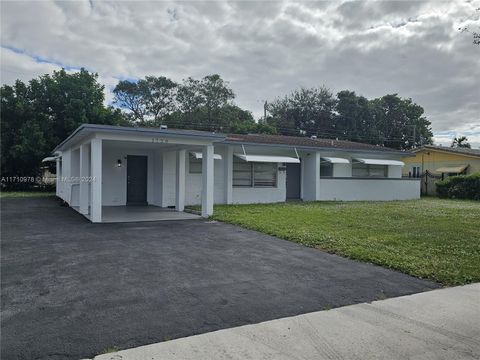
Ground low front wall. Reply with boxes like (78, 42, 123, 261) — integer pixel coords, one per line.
(232, 186, 286, 204)
(319, 178, 420, 201)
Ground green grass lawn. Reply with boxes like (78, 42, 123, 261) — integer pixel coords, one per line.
(210, 198, 480, 286)
(0, 191, 55, 198)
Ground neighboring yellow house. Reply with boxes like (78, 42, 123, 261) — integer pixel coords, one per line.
(403, 146, 480, 195)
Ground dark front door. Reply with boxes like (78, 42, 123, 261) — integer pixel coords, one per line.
(127, 155, 148, 205)
(286, 163, 301, 199)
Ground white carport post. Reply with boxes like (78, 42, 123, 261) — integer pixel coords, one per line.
(175, 149, 186, 212)
(90, 139, 102, 223)
(201, 144, 214, 217)
(79, 143, 90, 215)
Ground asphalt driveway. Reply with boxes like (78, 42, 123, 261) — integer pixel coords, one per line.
(1, 197, 439, 360)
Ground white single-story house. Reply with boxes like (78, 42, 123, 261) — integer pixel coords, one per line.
(49, 124, 420, 223)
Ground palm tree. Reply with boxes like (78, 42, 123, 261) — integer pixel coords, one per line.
(451, 136, 471, 148)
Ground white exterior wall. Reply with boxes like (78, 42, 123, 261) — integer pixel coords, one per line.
(160, 151, 176, 207)
(60, 149, 71, 203)
(319, 178, 420, 201)
(57, 129, 418, 218)
(55, 158, 61, 197)
(232, 164, 286, 204)
(70, 149, 80, 206)
(102, 146, 157, 206)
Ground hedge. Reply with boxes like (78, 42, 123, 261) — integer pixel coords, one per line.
(436, 172, 480, 200)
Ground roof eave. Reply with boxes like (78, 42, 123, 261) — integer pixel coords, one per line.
(412, 146, 480, 159)
(223, 140, 414, 157)
(53, 124, 226, 153)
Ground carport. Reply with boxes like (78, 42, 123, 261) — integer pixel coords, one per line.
(53, 124, 225, 223)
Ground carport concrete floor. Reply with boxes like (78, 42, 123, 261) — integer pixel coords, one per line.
(99, 205, 199, 222)
(1, 197, 439, 360)
(73, 205, 200, 222)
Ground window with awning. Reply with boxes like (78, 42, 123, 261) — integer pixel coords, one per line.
(234, 154, 300, 163)
(352, 163, 388, 178)
(189, 152, 222, 174)
(321, 157, 350, 164)
(190, 152, 222, 160)
(353, 158, 404, 166)
(320, 157, 349, 177)
(233, 156, 277, 187)
(351, 158, 404, 178)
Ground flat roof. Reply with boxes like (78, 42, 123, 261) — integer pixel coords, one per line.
(54, 124, 226, 152)
(225, 133, 411, 156)
(54, 124, 413, 156)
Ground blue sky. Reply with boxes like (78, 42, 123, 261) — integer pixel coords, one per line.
(1, 0, 479, 147)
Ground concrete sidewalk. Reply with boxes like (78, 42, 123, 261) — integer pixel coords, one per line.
(93, 283, 480, 360)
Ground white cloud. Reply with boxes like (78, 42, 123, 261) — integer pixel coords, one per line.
(433, 130, 480, 149)
(0, 47, 61, 84)
(1, 0, 479, 142)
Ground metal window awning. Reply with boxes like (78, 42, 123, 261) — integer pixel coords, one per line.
(354, 158, 405, 166)
(234, 154, 300, 163)
(42, 156, 60, 163)
(321, 157, 350, 164)
(190, 152, 222, 160)
(435, 165, 467, 173)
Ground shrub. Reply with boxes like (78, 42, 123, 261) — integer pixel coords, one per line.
(436, 172, 480, 200)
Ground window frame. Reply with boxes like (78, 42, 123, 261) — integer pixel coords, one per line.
(189, 155, 202, 174)
(320, 162, 333, 177)
(233, 158, 278, 188)
(352, 162, 388, 178)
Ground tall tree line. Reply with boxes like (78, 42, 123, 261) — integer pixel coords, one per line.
(266, 87, 433, 150)
(2, 69, 434, 186)
(113, 74, 274, 134)
(1, 69, 125, 183)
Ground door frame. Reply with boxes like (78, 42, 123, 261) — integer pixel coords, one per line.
(126, 155, 148, 205)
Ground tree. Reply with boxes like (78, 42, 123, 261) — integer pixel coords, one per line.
(176, 77, 205, 127)
(1, 69, 126, 185)
(199, 74, 235, 128)
(451, 136, 471, 148)
(335, 90, 378, 143)
(459, 7, 480, 45)
(369, 94, 432, 149)
(145, 74, 245, 132)
(143, 76, 177, 123)
(113, 80, 149, 122)
(266, 86, 337, 136)
(266, 88, 432, 150)
(113, 76, 178, 124)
